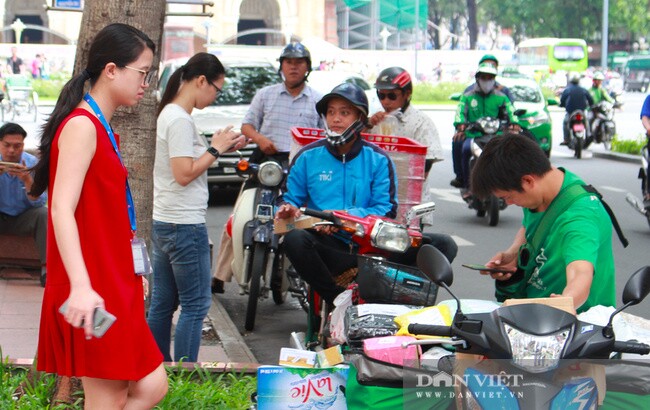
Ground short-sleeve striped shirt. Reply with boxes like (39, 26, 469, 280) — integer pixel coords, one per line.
(242, 82, 323, 152)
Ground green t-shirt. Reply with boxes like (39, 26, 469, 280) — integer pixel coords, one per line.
(501, 170, 616, 313)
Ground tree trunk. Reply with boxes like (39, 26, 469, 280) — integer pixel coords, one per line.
(466, 0, 478, 49)
(74, 0, 167, 243)
(51, 0, 167, 405)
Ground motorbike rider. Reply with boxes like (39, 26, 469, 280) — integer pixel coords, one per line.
(560, 71, 594, 147)
(452, 62, 517, 199)
(211, 42, 323, 293)
(471, 133, 619, 314)
(275, 83, 398, 304)
(588, 71, 615, 141)
(367, 67, 456, 260)
(450, 54, 514, 188)
(640, 94, 650, 204)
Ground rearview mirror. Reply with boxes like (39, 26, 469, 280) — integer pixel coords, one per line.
(547, 98, 559, 106)
(449, 93, 461, 101)
(416, 244, 453, 287)
(622, 266, 650, 306)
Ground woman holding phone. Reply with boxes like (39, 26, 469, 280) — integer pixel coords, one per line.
(146, 52, 245, 362)
(32, 23, 168, 407)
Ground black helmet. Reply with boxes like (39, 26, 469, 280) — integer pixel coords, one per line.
(316, 82, 369, 117)
(279, 42, 312, 71)
(375, 66, 412, 91)
(316, 83, 369, 146)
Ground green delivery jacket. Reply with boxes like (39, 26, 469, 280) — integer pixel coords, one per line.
(454, 85, 516, 138)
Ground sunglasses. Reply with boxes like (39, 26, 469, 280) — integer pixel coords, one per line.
(377, 91, 399, 101)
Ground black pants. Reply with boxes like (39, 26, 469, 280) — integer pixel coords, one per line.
(283, 229, 357, 304)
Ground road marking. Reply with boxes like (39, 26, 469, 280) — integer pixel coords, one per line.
(430, 187, 465, 204)
(451, 235, 474, 247)
(600, 185, 626, 193)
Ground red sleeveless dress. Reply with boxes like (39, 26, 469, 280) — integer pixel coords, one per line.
(37, 108, 163, 380)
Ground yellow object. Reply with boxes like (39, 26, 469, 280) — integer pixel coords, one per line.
(393, 304, 452, 339)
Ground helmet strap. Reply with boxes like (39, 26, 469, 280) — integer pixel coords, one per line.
(323, 115, 364, 146)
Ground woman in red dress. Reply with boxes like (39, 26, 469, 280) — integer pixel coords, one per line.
(31, 23, 168, 408)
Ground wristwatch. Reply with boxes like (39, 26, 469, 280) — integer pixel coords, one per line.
(207, 147, 220, 159)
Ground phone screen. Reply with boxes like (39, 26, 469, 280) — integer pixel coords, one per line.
(462, 263, 516, 274)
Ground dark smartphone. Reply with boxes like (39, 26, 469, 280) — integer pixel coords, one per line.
(462, 263, 516, 274)
(58, 300, 117, 338)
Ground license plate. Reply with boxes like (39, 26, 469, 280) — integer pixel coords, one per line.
(222, 167, 235, 174)
(573, 124, 585, 131)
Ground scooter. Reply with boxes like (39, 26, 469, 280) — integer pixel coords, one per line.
(227, 155, 307, 331)
(460, 116, 512, 227)
(625, 133, 650, 228)
(407, 245, 650, 409)
(566, 109, 588, 159)
(590, 101, 618, 151)
(298, 203, 437, 347)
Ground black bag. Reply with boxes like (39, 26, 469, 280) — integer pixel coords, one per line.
(355, 256, 438, 306)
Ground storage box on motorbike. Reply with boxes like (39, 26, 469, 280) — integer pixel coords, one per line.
(291, 127, 426, 226)
(256, 365, 349, 409)
(355, 255, 438, 306)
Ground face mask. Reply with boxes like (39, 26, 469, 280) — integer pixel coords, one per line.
(478, 79, 495, 94)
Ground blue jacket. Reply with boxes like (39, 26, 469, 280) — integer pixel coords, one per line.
(280, 136, 398, 219)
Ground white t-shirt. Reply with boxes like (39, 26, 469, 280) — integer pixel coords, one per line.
(153, 104, 208, 224)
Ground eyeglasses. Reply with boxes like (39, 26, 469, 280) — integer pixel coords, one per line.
(209, 82, 222, 98)
(124, 65, 157, 85)
(377, 91, 398, 101)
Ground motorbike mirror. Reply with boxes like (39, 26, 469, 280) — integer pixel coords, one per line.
(513, 109, 527, 117)
(622, 266, 650, 306)
(416, 244, 453, 287)
(449, 93, 461, 101)
(547, 98, 559, 106)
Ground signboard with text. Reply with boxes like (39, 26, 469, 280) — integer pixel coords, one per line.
(54, 0, 82, 10)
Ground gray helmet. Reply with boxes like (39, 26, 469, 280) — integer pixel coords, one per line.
(316, 83, 369, 146)
(568, 71, 581, 84)
(279, 42, 312, 73)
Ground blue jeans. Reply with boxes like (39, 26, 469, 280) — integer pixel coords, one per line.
(147, 221, 212, 362)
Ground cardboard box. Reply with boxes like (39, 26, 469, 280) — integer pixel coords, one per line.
(274, 216, 324, 235)
(503, 296, 576, 315)
(279, 347, 317, 368)
(257, 365, 349, 409)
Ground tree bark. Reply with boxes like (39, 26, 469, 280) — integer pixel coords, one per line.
(74, 0, 167, 243)
(466, 0, 478, 49)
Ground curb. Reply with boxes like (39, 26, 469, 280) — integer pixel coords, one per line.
(207, 294, 258, 364)
(592, 150, 641, 164)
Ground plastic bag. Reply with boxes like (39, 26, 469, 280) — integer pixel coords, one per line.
(330, 289, 354, 345)
(393, 305, 452, 339)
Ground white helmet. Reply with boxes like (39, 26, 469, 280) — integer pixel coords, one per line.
(593, 71, 605, 81)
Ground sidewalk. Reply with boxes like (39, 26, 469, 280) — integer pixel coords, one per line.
(0, 268, 257, 372)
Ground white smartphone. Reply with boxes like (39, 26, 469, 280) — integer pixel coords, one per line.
(58, 300, 116, 338)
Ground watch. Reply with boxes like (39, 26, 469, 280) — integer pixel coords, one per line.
(207, 147, 220, 158)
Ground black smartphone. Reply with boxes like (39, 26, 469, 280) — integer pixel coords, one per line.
(462, 263, 516, 274)
(58, 300, 116, 338)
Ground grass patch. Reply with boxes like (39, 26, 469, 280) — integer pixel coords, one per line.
(1, 355, 257, 409)
(611, 136, 646, 155)
(412, 81, 467, 104)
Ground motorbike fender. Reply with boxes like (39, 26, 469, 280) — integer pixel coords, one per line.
(231, 188, 258, 282)
(252, 222, 274, 243)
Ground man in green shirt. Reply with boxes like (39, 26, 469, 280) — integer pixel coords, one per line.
(470, 133, 615, 314)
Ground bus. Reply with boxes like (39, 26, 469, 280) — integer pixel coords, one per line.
(516, 38, 588, 86)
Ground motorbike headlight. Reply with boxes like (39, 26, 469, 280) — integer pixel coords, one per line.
(478, 118, 500, 134)
(370, 220, 410, 253)
(258, 161, 284, 187)
(504, 324, 569, 373)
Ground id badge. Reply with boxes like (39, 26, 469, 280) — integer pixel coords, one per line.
(131, 237, 152, 276)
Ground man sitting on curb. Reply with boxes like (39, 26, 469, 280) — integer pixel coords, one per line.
(0, 122, 47, 286)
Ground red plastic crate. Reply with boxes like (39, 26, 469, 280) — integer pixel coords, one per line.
(290, 127, 426, 225)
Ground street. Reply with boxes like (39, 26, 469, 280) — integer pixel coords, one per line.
(19, 91, 650, 365)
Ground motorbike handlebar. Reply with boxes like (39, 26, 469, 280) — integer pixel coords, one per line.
(613, 341, 650, 355)
(300, 208, 336, 222)
(407, 324, 453, 337)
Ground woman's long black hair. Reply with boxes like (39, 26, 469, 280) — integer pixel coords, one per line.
(30, 23, 155, 196)
(157, 52, 226, 116)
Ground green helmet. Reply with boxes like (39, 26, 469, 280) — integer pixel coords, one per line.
(476, 62, 498, 77)
(479, 54, 499, 66)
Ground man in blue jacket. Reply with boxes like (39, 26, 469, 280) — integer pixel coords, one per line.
(276, 83, 398, 303)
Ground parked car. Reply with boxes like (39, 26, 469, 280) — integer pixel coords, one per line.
(156, 56, 279, 190)
(307, 70, 382, 114)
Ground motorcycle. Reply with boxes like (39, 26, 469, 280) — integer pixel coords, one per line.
(298, 203, 437, 347)
(407, 244, 650, 409)
(227, 155, 307, 331)
(459, 112, 521, 227)
(589, 101, 619, 150)
(625, 134, 650, 228)
(566, 109, 588, 159)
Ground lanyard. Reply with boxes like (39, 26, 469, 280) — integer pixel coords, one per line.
(83, 93, 137, 232)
